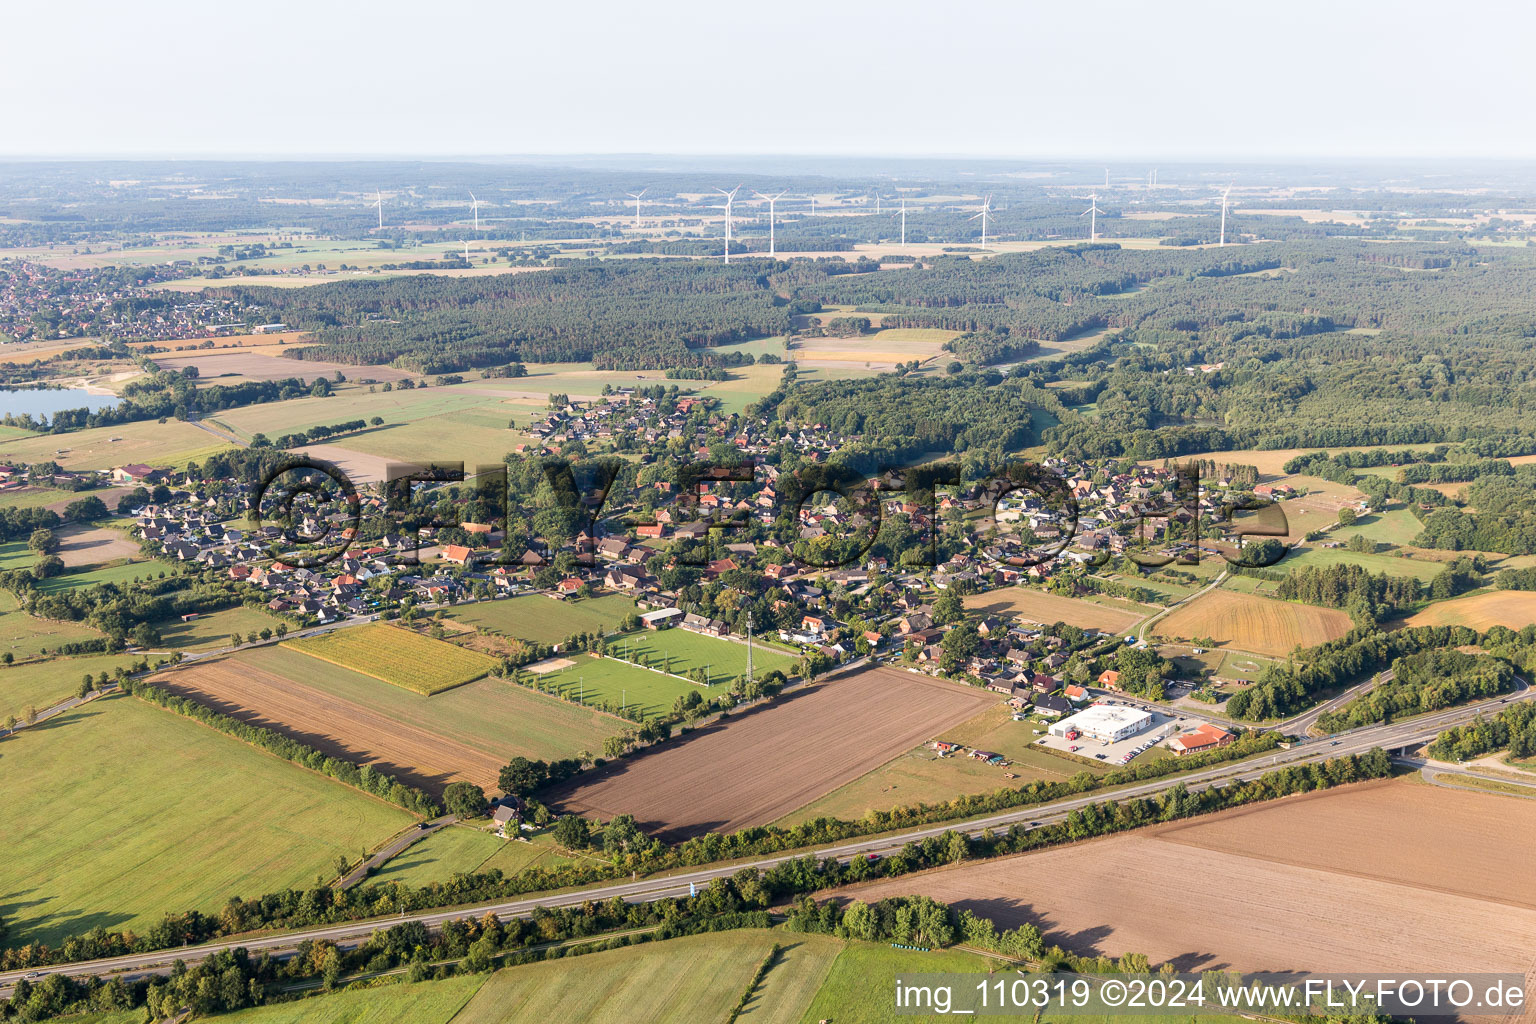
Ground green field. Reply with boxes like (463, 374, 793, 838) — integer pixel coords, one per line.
(450, 593, 637, 645)
(283, 622, 499, 694)
(455, 930, 842, 1024)
(368, 826, 580, 888)
(211, 975, 486, 1024)
(236, 645, 620, 764)
(1327, 507, 1425, 548)
(216, 383, 539, 466)
(156, 605, 290, 650)
(0, 539, 36, 572)
(35, 559, 161, 594)
(0, 419, 236, 473)
(795, 942, 999, 1024)
(0, 653, 139, 721)
(1280, 543, 1452, 583)
(0, 694, 412, 946)
(0, 590, 108, 658)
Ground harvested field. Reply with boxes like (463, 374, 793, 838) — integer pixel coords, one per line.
(53, 524, 139, 567)
(146, 649, 617, 794)
(962, 588, 1147, 633)
(152, 349, 407, 383)
(1402, 590, 1536, 632)
(547, 666, 997, 838)
(837, 779, 1536, 975)
(282, 622, 498, 695)
(1154, 588, 1351, 656)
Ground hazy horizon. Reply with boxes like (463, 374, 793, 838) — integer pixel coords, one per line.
(7, 0, 1534, 161)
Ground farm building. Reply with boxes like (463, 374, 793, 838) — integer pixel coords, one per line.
(1168, 723, 1235, 756)
(1049, 705, 1153, 743)
(640, 607, 683, 630)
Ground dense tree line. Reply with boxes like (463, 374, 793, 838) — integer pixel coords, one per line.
(1428, 699, 1536, 761)
(1225, 624, 1483, 720)
(1314, 649, 1513, 731)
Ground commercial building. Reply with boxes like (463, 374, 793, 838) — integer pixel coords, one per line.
(1048, 704, 1154, 743)
(1168, 722, 1235, 756)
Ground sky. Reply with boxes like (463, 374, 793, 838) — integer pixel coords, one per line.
(4, 0, 1533, 160)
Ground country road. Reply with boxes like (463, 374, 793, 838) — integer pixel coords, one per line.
(5, 681, 1530, 996)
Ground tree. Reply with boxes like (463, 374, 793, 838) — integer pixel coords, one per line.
(32, 554, 64, 579)
(601, 814, 643, 854)
(370, 416, 384, 426)
(28, 527, 58, 555)
(499, 756, 544, 795)
(443, 781, 488, 817)
(1336, 507, 1357, 527)
(552, 814, 589, 849)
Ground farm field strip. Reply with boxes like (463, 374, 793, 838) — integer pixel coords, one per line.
(282, 622, 498, 694)
(1153, 587, 1352, 657)
(962, 587, 1148, 632)
(1401, 590, 1536, 631)
(149, 656, 510, 792)
(549, 666, 998, 838)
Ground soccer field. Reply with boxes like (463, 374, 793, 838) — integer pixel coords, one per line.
(0, 694, 412, 947)
(609, 627, 798, 684)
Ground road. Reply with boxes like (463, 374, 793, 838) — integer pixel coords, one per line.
(336, 815, 457, 889)
(1135, 569, 1227, 644)
(185, 416, 249, 448)
(6, 682, 1531, 996)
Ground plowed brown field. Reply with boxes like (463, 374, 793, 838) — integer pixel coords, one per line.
(836, 779, 1536, 976)
(150, 658, 507, 793)
(548, 667, 997, 839)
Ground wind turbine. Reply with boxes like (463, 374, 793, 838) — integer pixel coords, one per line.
(714, 185, 741, 264)
(968, 195, 993, 250)
(754, 189, 787, 257)
(461, 239, 471, 262)
(625, 188, 647, 230)
(1104, 168, 1110, 188)
(1219, 182, 1233, 246)
(371, 190, 384, 229)
(874, 193, 882, 215)
(899, 197, 908, 247)
(1081, 194, 1105, 242)
(808, 195, 816, 215)
(469, 192, 480, 231)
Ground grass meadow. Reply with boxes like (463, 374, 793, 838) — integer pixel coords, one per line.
(450, 593, 637, 645)
(0, 694, 412, 946)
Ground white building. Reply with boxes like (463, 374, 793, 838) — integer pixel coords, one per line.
(1048, 705, 1153, 743)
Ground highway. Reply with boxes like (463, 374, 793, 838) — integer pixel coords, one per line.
(4, 680, 1530, 996)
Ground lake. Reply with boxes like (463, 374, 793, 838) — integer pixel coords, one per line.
(0, 388, 121, 422)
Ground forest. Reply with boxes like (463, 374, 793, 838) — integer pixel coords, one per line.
(224, 261, 794, 372)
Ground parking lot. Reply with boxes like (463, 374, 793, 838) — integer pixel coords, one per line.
(1032, 703, 1184, 765)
